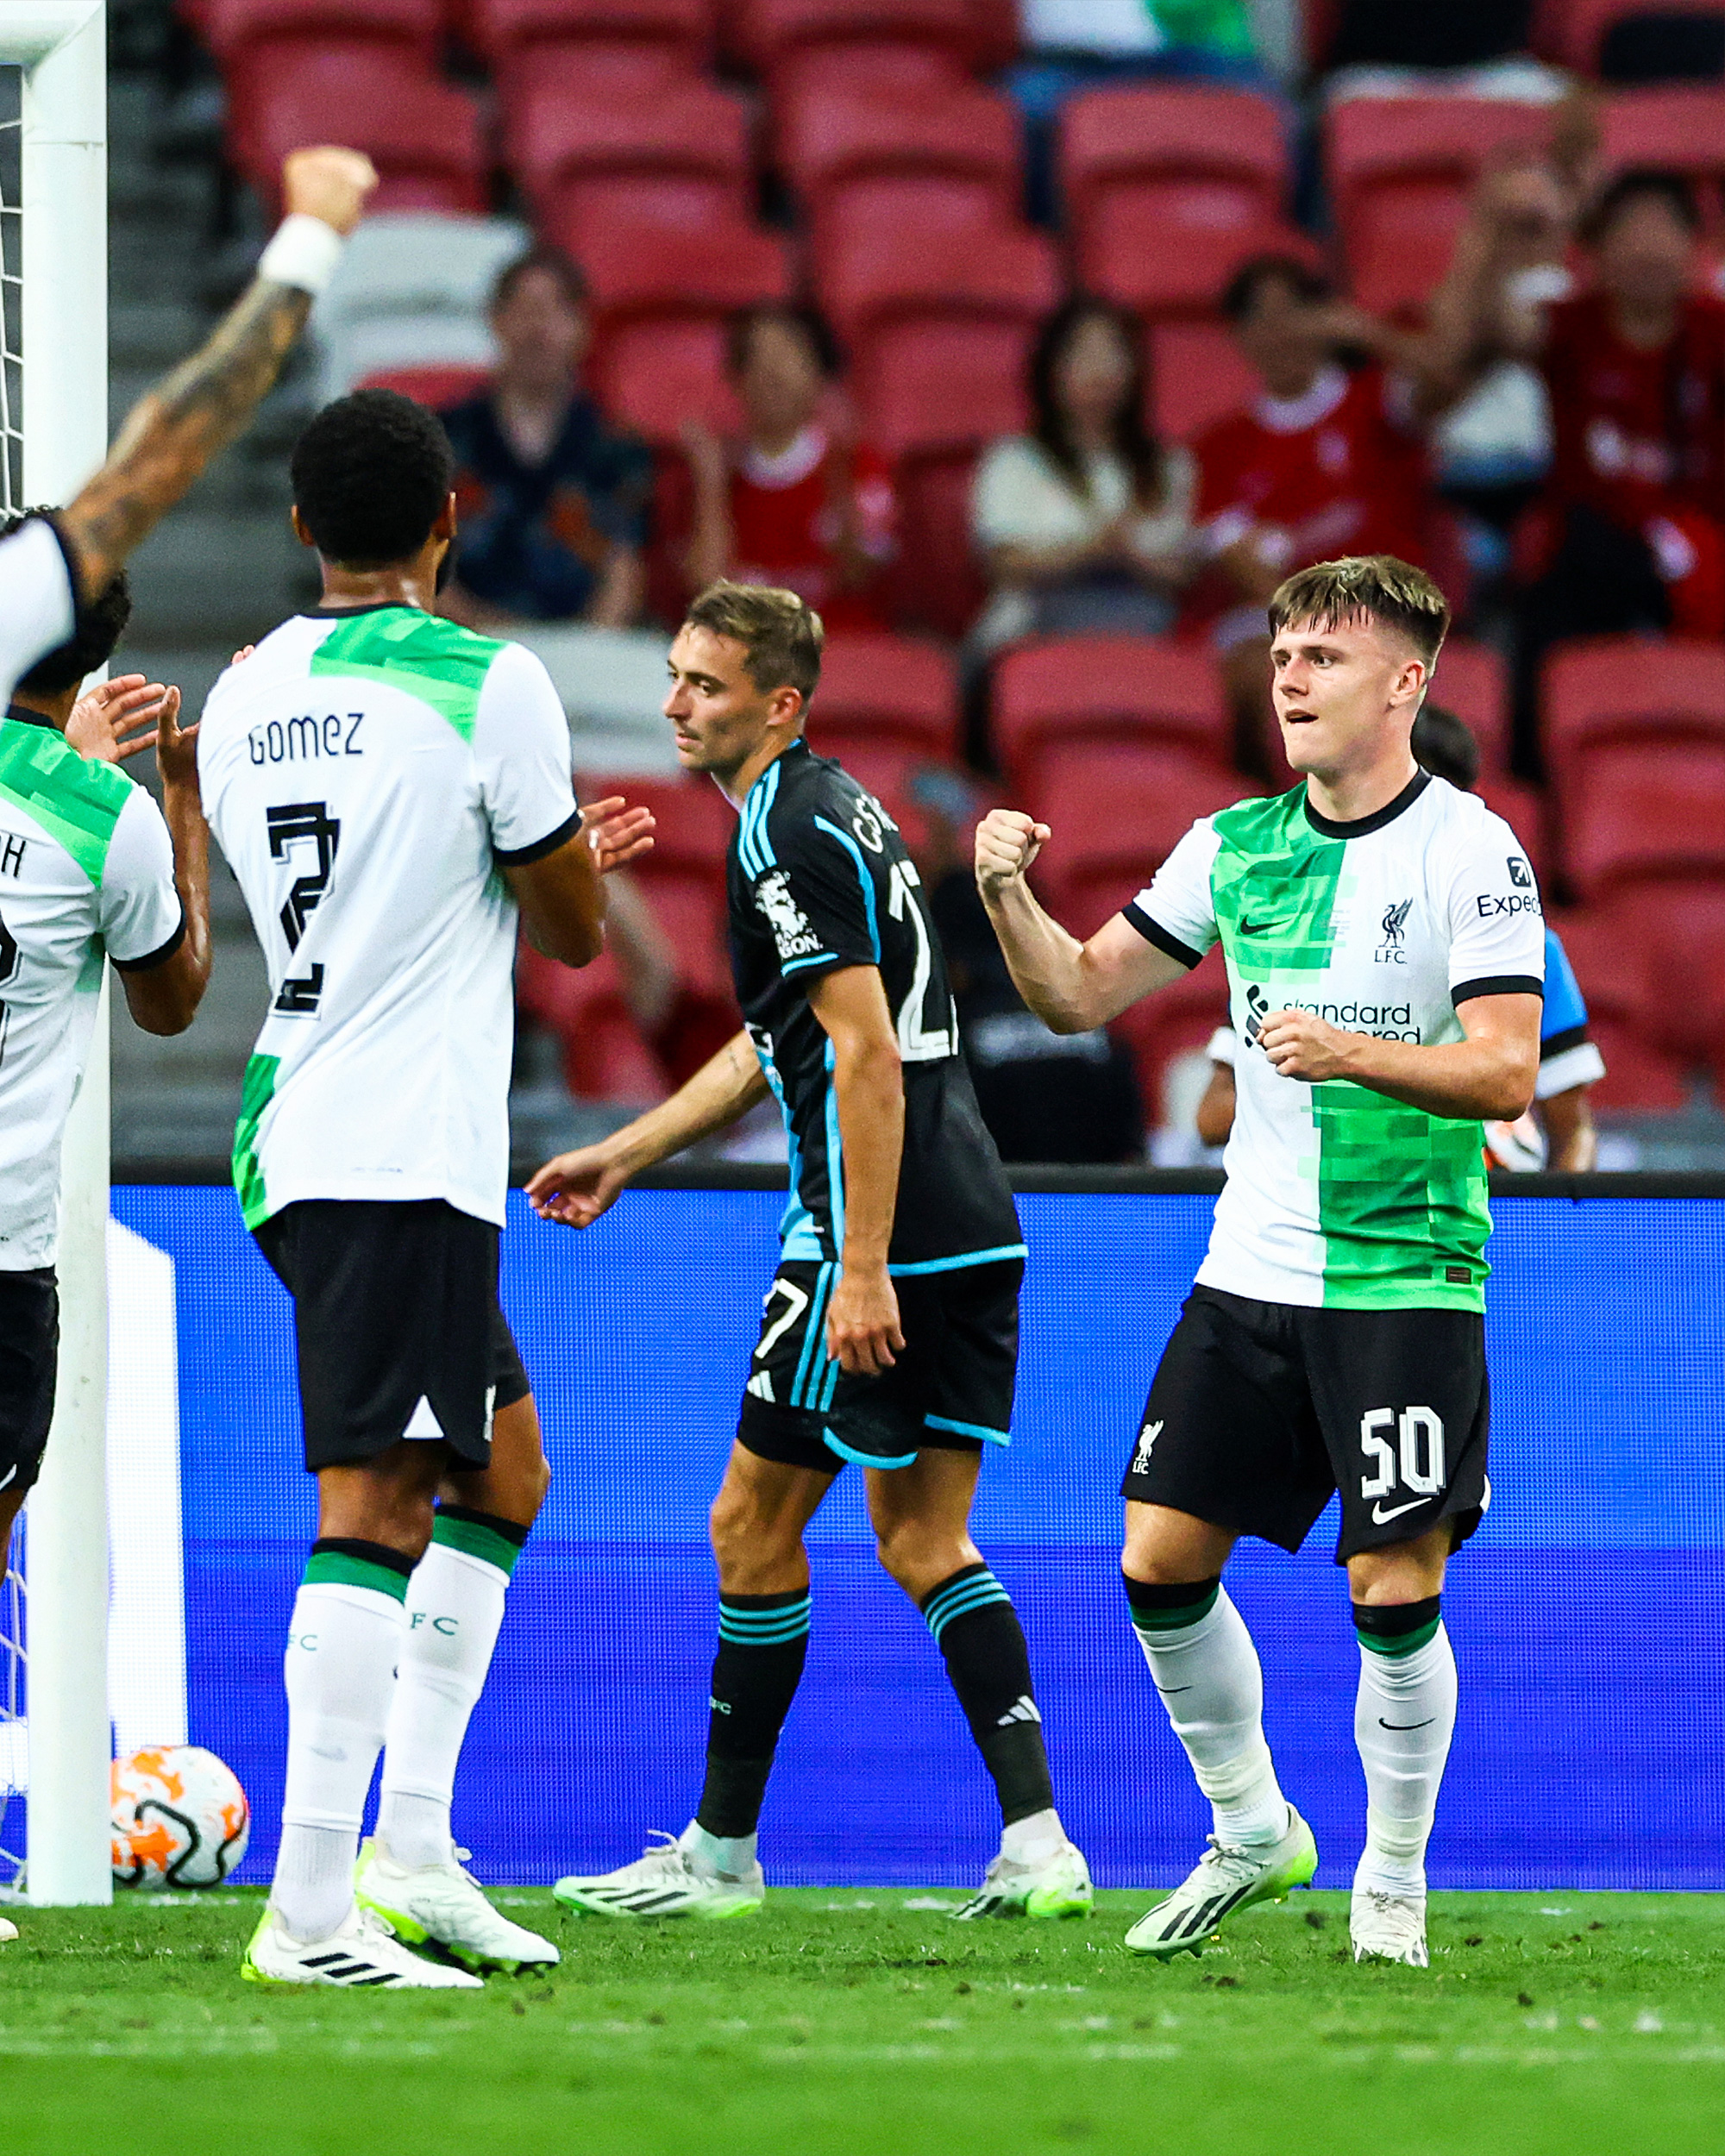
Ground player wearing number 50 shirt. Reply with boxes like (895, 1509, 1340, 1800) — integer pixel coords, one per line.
(198, 390, 619, 1992)
(978, 556, 1544, 1974)
(530, 582, 1093, 1927)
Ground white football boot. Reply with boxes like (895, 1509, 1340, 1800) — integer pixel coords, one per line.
(553, 1826, 765, 1920)
(355, 1837, 559, 1974)
(950, 1838, 1094, 1921)
(242, 1900, 483, 1988)
(1351, 1887, 1429, 1967)
(1124, 1807, 1319, 1958)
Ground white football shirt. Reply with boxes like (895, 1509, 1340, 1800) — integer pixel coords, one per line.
(0, 710, 184, 1269)
(1129, 772, 1545, 1312)
(198, 605, 580, 1231)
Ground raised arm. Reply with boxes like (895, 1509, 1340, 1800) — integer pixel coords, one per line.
(57, 147, 377, 600)
(975, 809, 1189, 1033)
(527, 1028, 769, 1227)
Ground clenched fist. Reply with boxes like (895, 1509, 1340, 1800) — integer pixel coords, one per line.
(975, 808, 1051, 896)
(282, 147, 379, 235)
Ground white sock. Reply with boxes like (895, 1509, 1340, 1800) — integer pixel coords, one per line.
(685, 1821, 757, 1879)
(275, 1575, 405, 1942)
(378, 1533, 512, 1871)
(1000, 1806, 1066, 1867)
(1129, 1581, 1291, 1848)
(1353, 1621, 1458, 1899)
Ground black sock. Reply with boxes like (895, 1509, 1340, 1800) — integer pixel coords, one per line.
(920, 1564, 1055, 1827)
(694, 1589, 812, 1839)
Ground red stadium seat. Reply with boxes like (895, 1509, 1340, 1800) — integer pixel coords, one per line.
(806, 634, 959, 757)
(1542, 637, 1725, 891)
(992, 637, 1233, 798)
(229, 48, 487, 216)
(358, 362, 493, 406)
(1540, 0, 1725, 75)
(1082, 196, 1319, 323)
(1031, 743, 1243, 938)
(1107, 949, 1230, 1122)
(572, 219, 794, 326)
(1059, 88, 1298, 319)
(1148, 321, 1259, 442)
(735, 0, 982, 74)
(782, 83, 1021, 250)
(510, 78, 753, 235)
(819, 222, 1061, 346)
(586, 774, 736, 885)
(514, 943, 667, 1101)
(1559, 879, 1725, 1080)
(1431, 636, 1512, 774)
(460, 0, 713, 65)
(593, 322, 743, 442)
(1327, 97, 1560, 317)
(200, 0, 438, 61)
(1598, 88, 1725, 227)
(885, 451, 992, 639)
(493, 40, 705, 137)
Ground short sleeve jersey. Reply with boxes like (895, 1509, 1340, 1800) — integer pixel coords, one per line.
(1128, 771, 1545, 1311)
(725, 426, 896, 633)
(1194, 363, 1429, 576)
(442, 391, 654, 622)
(0, 709, 184, 1269)
(198, 604, 580, 1232)
(727, 739, 1023, 1271)
(1542, 292, 1725, 533)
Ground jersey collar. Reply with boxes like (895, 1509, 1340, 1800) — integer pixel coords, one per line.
(1303, 766, 1429, 839)
(4, 701, 55, 730)
(310, 599, 426, 617)
(1253, 362, 1349, 436)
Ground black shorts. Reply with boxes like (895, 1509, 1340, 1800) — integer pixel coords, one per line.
(1121, 1284, 1489, 1564)
(0, 1267, 57, 1502)
(737, 1258, 1021, 1475)
(254, 1199, 530, 1472)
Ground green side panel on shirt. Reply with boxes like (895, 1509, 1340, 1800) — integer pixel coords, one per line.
(233, 1052, 281, 1229)
(1312, 1085, 1490, 1312)
(1210, 787, 1346, 976)
(308, 608, 506, 744)
(0, 716, 131, 885)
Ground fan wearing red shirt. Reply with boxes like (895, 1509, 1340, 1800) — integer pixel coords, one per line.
(1192, 256, 1438, 771)
(683, 306, 896, 634)
(1519, 170, 1725, 684)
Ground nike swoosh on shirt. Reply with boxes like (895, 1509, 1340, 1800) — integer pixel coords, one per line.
(1238, 916, 1280, 936)
(1371, 1498, 1428, 1525)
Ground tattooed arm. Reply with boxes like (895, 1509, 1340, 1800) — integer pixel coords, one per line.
(56, 147, 376, 600)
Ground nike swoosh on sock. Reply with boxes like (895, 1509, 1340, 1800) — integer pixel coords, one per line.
(1379, 1719, 1437, 1731)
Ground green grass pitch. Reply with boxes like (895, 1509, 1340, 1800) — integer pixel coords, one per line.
(3, 1888, 1722, 2154)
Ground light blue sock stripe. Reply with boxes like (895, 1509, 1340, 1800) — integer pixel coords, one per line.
(719, 1616, 811, 1644)
(925, 1578, 1010, 1626)
(927, 1589, 1012, 1642)
(719, 1598, 812, 1626)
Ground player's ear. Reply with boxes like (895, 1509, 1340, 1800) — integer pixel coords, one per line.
(432, 492, 458, 542)
(288, 504, 316, 549)
(768, 684, 805, 731)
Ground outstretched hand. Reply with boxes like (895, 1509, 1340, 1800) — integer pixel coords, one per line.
(582, 794, 656, 874)
(526, 1144, 633, 1229)
(65, 675, 171, 767)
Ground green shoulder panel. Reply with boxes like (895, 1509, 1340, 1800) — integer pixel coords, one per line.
(232, 1051, 281, 1229)
(0, 718, 133, 885)
(1210, 783, 1346, 977)
(308, 609, 507, 744)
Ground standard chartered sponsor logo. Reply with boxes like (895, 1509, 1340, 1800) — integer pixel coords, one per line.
(1245, 985, 1422, 1043)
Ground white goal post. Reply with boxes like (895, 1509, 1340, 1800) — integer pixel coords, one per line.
(0, 0, 111, 1908)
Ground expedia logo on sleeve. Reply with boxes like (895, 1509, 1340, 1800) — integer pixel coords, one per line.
(756, 869, 823, 962)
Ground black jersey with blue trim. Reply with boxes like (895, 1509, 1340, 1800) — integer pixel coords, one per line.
(726, 739, 1024, 1273)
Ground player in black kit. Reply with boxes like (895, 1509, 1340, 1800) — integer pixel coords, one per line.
(530, 582, 1092, 1921)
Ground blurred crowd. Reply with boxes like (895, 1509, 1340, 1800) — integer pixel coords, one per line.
(160, 0, 1725, 1158)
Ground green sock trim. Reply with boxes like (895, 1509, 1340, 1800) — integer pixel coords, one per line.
(302, 1551, 409, 1601)
(431, 1511, 522, 1579)
(1129, 1583, 1220, 1633)
(1358, 1615, 1441, 1657)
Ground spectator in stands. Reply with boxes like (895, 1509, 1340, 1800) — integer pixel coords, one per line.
(970, 299, 1196, 666)
(681, 306, 895, 633)
(1008, 2, 1272, 223)
(439, 248, 652, 628)
(1193, 254, 1443, 770)
(1512, 170, 1725, 761)
(1323, 0, 1565, 103)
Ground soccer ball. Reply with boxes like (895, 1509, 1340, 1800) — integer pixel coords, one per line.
(110, 1745, 250, 1889)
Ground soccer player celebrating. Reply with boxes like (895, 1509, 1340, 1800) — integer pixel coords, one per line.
(530, 582, 1092, 1922)
(975, 556, 1543, 1970)
(199, 390, 622, 1990)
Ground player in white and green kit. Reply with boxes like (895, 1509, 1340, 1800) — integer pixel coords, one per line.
(976, 557, 1544, 1970)
(198, 389, 624, 1990)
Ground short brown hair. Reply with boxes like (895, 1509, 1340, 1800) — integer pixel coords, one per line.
(490, 245, 588, 317)
(1268, 555, 1450, 667)
(684, 580, 824, 702)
